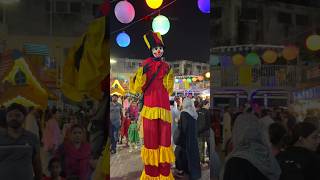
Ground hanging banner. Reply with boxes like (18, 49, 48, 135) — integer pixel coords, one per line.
(239, 66, 252, 86)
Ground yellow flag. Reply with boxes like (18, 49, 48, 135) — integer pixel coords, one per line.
(62, 16, 108, 102)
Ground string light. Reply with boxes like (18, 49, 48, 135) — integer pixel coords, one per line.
(111, 0, 177, 35)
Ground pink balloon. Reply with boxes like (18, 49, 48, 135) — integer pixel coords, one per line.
(114, 1, 135, 24)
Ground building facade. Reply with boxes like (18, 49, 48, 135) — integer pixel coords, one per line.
(210, 0, 320, 108)
(110, 58, 210, 77)
(0, 0, 104, 108)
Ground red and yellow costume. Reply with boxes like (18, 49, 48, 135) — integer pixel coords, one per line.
(130, 32, 175, 180)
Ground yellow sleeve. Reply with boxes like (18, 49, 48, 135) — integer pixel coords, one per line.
(130, 67, 146, 94)
(163, 68, 174, 95)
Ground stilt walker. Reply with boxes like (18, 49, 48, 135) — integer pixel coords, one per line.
(130, 31, 175, 179)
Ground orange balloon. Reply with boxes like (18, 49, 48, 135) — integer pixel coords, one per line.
(262, 50, 278, 64)
(232, 54, 245, 65)
(282, 46, 299, 61)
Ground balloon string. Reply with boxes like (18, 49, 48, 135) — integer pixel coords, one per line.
(111, 0, 177, 35)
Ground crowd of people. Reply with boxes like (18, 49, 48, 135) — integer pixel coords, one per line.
(216, 103, 320, 180)
(0, 98, 108, 180)
(111, 92, 320, 180)
(110, 93, 213, 179)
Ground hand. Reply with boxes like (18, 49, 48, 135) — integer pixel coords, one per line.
(143, 64, 150, 74)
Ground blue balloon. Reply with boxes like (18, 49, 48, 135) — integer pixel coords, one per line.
(198, 0, 210, 14)
(116, 32, 130, 47)
(220, 55, 232, 67)
(210, 55, 219, 65)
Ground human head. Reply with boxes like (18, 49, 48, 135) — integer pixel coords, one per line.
(6, 103, 27, 129)
(48, 157, 61, 178)
(269, 122, 287, 147)
(232, 113, 268, 148)
(202, 100, 210, 109)
(291, 122, 320, 151)
(194, 100, 200, 110)
(70, 125, 85, 144)
(143, 31, 164, 59)
(183, 98, 195, 111)
(112, 94, 118, 102)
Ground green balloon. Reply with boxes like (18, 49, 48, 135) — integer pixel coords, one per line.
(245, 53, 261, 65)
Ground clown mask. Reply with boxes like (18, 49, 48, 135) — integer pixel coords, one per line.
(152, 46, 164, 58)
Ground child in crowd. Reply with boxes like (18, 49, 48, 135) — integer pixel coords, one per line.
(128, 115, 140, 152)
(43, 158, 65, 180)
(120, 111, 131, 146)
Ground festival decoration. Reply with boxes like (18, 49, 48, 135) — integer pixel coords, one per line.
(116, 32, 130, 47)
(220, 55, 232, 67)
(192, 77, 197, 82)
(209, 55, 220, 66)
(232, 54, 245, 65)
(152, 15, 170, 35)
(306, 34, 320, 51)
(175, 78, 179, 83)
(114, 0, 135, 24)
(282, 45, 299, 61)
(262, 50, 278, 64)
(182, 78, 186, 82)
(197, 0, 210, 13)
(187, 78, 192, 83)
(205, 72, 210, 78)
(198, 76, 204, 81)
(245, 52, 260, 65)
(146, 0, 163, 9)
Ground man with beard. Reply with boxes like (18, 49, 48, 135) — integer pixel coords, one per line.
(0, 103, 43, 180)
(110, 94, 122, 154)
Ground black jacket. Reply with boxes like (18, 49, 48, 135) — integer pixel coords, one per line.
(175, 112, 201, 180)
(277, 146, 320, 180)
(197, 108, 210, 137)
(223, 157, 269, 180)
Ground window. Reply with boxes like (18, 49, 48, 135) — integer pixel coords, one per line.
(15, 70, 26, 85)
(240, 8, 258, 21)
(278, 12, 292, 24)
(55, 1, 68, 13)
(70, 2, 81, 13)
(196, 65, 201, 73)
(203, 66, 207, 70)
(173, 64, 179, 68)
(296, 14, 309, 26)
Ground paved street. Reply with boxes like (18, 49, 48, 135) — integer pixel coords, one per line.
(111, 144, 210, 180)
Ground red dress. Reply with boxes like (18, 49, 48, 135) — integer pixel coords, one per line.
(120, 116, 131, 138)
(130, 57, 175, 179)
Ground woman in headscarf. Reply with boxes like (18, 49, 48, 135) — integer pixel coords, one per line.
(174, 98, 201, 180)
(55, 125, 92, 180)
(222, 111, 281, 180)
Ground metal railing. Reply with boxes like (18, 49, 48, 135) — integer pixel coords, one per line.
(211, 65, 301, 88)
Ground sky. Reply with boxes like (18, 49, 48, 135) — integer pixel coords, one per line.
(110, 0, 210, 62)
